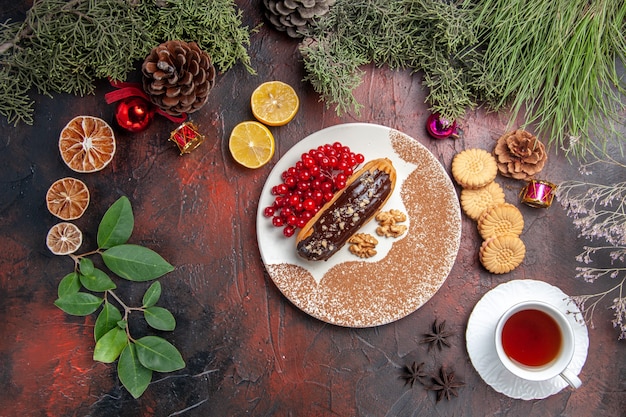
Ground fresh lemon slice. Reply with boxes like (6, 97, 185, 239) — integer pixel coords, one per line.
(229, 121, 275, 169)
(46, 177, 90, 220)
(250, 81, 299, 126)
(46, 222, 83, 255)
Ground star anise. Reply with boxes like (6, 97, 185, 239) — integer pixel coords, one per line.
(420, 319, 453, 351)
(426, 366, 464, 402)
(401, 361, 427, 388)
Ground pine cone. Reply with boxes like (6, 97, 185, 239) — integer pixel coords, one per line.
(142, 40, 216, 116)
(263, 0, 336, 38)
(493, 130, 547, 180)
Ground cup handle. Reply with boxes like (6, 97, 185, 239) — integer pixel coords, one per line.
(559, 368, 582, 389)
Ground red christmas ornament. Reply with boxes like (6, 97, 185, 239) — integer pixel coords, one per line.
(115, 97, 155, 133)
(426, 113, 459, 140)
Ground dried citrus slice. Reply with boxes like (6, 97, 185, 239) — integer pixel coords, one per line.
(229, 121, 275, 169)
(251, 81, 299, 126)
(46, 222, 83, 255)
(59, 116, 116, 173)
(46, 177, 90, 220)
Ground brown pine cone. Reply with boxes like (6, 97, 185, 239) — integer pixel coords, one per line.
(142, 40, 216, 116)
(493, 130, 547, 180)
(263, 0, 336, 38)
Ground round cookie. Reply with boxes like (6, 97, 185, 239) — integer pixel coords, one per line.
(477, 202, 524, 239)
(451, 148, 498, 189)
(460, 181, 506, 221)
(479, 234, 526, 274)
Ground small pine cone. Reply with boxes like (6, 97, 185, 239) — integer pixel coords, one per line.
(142, 40, 216, 116)
(263, 0, 336, 38)
(493, 130, 547, 180)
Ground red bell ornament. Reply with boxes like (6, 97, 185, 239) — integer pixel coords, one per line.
(115, 97, 155, 133)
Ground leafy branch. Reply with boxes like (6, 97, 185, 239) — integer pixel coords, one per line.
(0, 0, 255, 126)
(54, 196, 184, 398)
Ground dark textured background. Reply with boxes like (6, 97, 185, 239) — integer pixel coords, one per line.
(1, 1, 625, 416)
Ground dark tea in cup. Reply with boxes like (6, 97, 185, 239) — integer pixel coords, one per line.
(494, 300, 582, 388)
(501, 308, 562, 367)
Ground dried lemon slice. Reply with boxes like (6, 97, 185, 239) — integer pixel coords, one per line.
(251, 81, 299, 126)
(59, 116, 116, 173)
(46, 222, 83, 255)
(46, 177, 90, 220)
(229, 121, 275, 168)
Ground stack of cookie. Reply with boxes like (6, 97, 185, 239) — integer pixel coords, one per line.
(451, 148, 526, 274)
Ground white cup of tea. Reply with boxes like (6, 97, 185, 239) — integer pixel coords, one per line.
(494, 300, 582, 388)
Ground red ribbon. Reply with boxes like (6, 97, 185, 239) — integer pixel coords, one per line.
(105, 80, 187, 124)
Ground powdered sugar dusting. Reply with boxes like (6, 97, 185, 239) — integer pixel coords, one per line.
(266, 129, 461, 327)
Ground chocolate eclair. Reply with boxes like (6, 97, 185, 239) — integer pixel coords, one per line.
(296, 158, 396, 261)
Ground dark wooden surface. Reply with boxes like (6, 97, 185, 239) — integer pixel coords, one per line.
(1, 2, 625, 416)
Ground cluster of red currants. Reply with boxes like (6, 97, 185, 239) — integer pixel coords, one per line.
(264, 142, 365, 237)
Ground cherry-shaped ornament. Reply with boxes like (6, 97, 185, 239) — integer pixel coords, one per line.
(115, 97, 155, 133)
(426, 113, 459, 140)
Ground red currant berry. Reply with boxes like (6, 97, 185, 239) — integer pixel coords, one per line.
(264, 206, 275, 217)
(296, 217, 308, 228)
(309, 164, 321, 177)
(321, 181, 333, 193)
(303, 198, 316, 212)
(288, 194, 300, 207)
(273, 196, 285, 207)
(272, 216, 284, 227)
(335, 178, 347, 189)
(283, 226, 295, 237)
(323, 191, 334, 202)
(284, 176, 296, 188)
(355, 153, 365, 164)
(312, 189, 324, 204)
(286, 214, 298, 226)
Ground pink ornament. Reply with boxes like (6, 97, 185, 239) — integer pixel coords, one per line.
(426, 113, 459, 140)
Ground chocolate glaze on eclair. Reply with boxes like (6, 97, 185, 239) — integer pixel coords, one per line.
(296, 158, 396, 261)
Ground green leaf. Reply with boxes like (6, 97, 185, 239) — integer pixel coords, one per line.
(102, 245, 174, 282)
(58, 272, 81, 298)
(118, 343, 152, 399)
(79, 258, 94, 275)
(117, 320, 127, 329)
(142, 281, 161, 307)
(54, 292, 103, 316)
(144, 306, 176, 331)
(93, 327, 128, 363)
(135, 336, 185, 372)
(80, 268, 117, 292)
(97, 196, 134, 249)
(94, 302, 122, 342)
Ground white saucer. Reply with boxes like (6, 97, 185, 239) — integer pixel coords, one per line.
(466, 279, 589, 400)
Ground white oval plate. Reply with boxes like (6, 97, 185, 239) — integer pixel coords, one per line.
(466, 279, 589, 399)
(256, 123, 462, 327)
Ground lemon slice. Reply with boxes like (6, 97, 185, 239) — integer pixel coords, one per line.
(229, 121, 275, 169)
(59, 116, 116, 173)
(251, 81, 299, 126)
(46, 222, 83, 255)
(46, 177, 90, 220)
